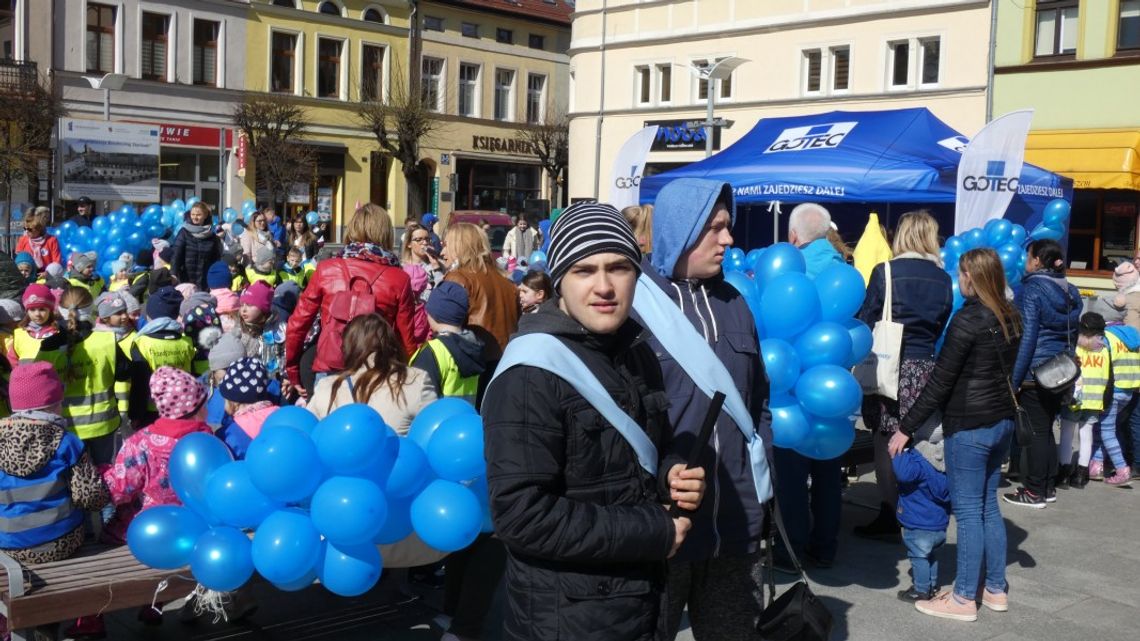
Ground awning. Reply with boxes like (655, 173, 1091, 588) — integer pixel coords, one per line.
(1025, 129, 1140, 191)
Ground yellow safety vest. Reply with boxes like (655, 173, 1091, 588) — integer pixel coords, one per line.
(412, 339, 479, 404)
(231, 273, 247, 292)
(67, 276, 105, 299)
(134, 334, 196, 413)
(40, 331, 122, 440)
(278, 265, 312, 289)
(1075, 345, 1109, 411)
(12, 328, 45, 363)
(246, 267, 280, 288)
(108, 279, 128, 292)
(118, 331, 137, 356)
(1107, 334, 1140, 390)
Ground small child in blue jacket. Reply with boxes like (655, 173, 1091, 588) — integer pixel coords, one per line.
(893, 422, 951, 602)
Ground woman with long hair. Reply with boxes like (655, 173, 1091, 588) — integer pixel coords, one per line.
(1005, 239, 1081, 507)
(287, 214, 319, 261)
(308, 314, 437, 433)
(285, 204, 416, 397)
(170, 203, 223, 290)
(240, 209, 276, 267)
(441, 223, 520, 402)
(401, 222, 447, 290)
(15, 207, 61, 273)
(855, 210, 954, 540)
(621, 204, 653, 255)
(890, 248, 1021, 621)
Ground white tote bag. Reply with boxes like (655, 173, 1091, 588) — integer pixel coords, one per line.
(853, 260, 904, 400)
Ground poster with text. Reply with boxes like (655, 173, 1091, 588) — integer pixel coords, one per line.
(59, 118, 160, 201)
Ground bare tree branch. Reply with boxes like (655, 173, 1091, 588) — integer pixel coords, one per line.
(0, 67, 63, 250)
(519, 107, 569, 208)
(232, 95, 314, 207)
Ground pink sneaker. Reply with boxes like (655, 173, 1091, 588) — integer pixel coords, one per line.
(981, 589, 1009, 612)
(1106, 466, 1133, 487)
(915, 590, 978, 622)
(1089, 460, 1104, 481)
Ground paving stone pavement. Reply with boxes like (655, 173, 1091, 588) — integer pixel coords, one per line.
(87, 468, 1139, 641)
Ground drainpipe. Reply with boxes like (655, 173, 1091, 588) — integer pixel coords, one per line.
(592, 0, 607, 199)
(985, 0, 998, 122)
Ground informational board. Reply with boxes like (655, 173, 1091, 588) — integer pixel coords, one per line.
(59, 118, 160, 201)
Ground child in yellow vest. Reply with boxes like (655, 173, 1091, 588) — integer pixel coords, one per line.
(245, 247, 280, 288)
(1061, 314, 1112, 489)
(277, 247, 314, 290)
(0, 300, 23, 415)
(1082, 313, 1138, 486)
(8, 285, 60, 367)
(410, 281, 485, 405)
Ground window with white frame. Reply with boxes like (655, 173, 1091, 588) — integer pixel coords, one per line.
(318, 1, 342, 16)
(362, 44, 385, 101)
(1035, 1, 1078, 57)
(494, 68, 515, 121)
(886, 37, 940, 90)
(270, 31, 297, 93)
(693, 57, 733, 102)
(526, 73, 545, 124)
(140, 12, 169, 82)
(888, 40, 910, 88)
(802, 46, 850, 96)
(422, 56, 444, 112)
(802, 49, 822, 94)
(656, 64, 671, 103)
(635, 65, 651, 105)
(362, 7, 387, 24)
(831, 46, 850, 92)
(86, 3, 117, 74)
(458, 62, 480, 117)
(193, 20, 220, 87)
(317, 37, 343, 98)
(919, 38, 940, 86)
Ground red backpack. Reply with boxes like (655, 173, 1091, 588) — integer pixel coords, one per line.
(321, 261, 387, 370)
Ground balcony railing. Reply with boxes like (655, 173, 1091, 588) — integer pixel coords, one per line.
(0, 59, 39, 93)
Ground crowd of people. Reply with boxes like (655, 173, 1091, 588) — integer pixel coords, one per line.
(0, 185, 1127, 640)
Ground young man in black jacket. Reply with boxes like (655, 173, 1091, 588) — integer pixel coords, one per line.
(482, 202, 705, 641)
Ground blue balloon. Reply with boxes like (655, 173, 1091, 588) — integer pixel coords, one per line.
(246, 426, 322, 503)
(306, 211, 320, 226)
(1043, 199, 1071, 227)
(814, 263, 866, 322)
(760, 339, 800, 394)
(317, 542, 383, 597)
(944, 236, 965, 255)
(760, 272, 821, 340)
(408, 398, 477, 450)
(950, 273, 965, 312)
(527, 250, 548, 266)
(386, 438, 432, 499)
(205, 461, 282, 529)
(58, 220, 77, 236)
(723, 247, 746, 273)
(723, 270, 762, 328)
(46, 226, 58, 237)
(191, 526, 255, 592)
(426, 413, 486, 482)
(252, 508, 323, 584)
(242, 199, 257, 215)
(1008, 224, 1027, 246)
(1029, 223, 1063, 241)
(374, 497, 415, 544)
(964, 228, 985, 249)
(120, 203, 138, 217)
(539, 219, 552, 253)
(146, 222, 166, 238)
(273, 567, 318, 592)
(770, 395, 811, 449)
(794, 321, 853, 369)
(795, 416, 856, 461)
(92, 216, 110, 234)
(222, 208, 238, 224)
(231, 222, 245, 237)
(142, 204, 163, 218)
(169, 433, 234, 520)
(186, 196, 201, 209)
(313, 403, 397, 475)
(754, 242, 806, 286)
(411, 480, 482, 553)
(795, 365, 861, 419)
(744, 248, 765, 274)
(127, 506, 208, 569)
(171, 199, 187, 213)
(939, 248, 958, 272)
(984, 219, 1012, 247)
(264, 405, 319, 435)
(311, 476, 388, 546)
(843, 318, 873, 368)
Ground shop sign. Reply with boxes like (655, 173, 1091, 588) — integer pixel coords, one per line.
(59, 118, 160, 201)
(236, 133, 248, 178)
(472, 135, 533, 155)
(645, 119, 720, 152)
(431, 177, 440, 215)
(317, 187, 333, 222)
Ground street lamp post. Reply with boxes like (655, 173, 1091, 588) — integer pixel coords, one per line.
(690, 57, 749, 158)
(83, 72, 127, 121)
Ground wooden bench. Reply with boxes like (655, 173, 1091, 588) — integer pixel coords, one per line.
(0, 543, 196, 641)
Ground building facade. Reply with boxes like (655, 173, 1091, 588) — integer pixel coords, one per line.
(993, 0, 1140, 289)
(568, 0, 993, 208)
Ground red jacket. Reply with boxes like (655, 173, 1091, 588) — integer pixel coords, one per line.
(15, 234, 61, 271)
(285, 256, 416, 383)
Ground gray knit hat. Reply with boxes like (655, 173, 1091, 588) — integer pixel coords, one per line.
(547, 202, 641, 290)
(72, 251, 97, 273)
(208, 332, 246, 372)
(0, 299, 23, 324)
(118, 290, 141, 315)
(95, 292, 127, 319)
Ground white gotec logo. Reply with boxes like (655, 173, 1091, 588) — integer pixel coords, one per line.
(764, 122, 858, 154)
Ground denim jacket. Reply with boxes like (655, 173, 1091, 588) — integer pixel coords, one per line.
(859, 256, 953, 361)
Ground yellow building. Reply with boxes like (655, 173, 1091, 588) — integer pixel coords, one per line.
(244, 0, 411, 236)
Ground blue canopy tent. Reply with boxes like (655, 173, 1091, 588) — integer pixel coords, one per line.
(639, 108, 1072, 248)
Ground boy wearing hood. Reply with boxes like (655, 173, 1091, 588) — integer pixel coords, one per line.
(67, 251, 105, 299)
(482, 202, 704, 641)
(638, 178, 772, 639)
(127, 286, 196, 426)
(412, 281, 484, 404)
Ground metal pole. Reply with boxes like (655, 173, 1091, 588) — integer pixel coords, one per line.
(985, 0, 998, 123)
(102, 88, 110, 121)
(705, 82, 714, 158)
(592, 0, 608, 199)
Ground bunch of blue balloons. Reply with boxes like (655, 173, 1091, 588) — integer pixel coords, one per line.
(127, 398, 490, 598)
(526, 250, 548, 273)
(723, 244, 869, 460)
(939, 198, 1071, 312)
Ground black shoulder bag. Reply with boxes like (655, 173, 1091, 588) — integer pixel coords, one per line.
(756, 497, 833, 641)
(1030, 285, 1080, 393)
(993, 328, 1034, 445)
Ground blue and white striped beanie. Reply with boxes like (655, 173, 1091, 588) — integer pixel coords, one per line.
(547, 202, 642, 290)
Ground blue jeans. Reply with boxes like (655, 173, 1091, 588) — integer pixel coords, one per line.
(902, 527, 946, 594)
(1092, 391, 1129, 469)
(945, 419, 1013, 600)
(773, 448, 842, 563)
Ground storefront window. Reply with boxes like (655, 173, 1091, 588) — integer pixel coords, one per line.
(456, 159, 540, 213)
(159, 150, 222, 214)
(1066, 189, 1140, 273)
(160, 151, 197, 182)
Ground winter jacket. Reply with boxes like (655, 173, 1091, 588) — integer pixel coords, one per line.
(1012, 271, 1081, 388)
(892, 449, 950, 532)
(0, 412, 109, 563)
(443, 267, 520, 363)
(800, 237, 845, 279)
(482, 302, 675, 641)
(284, 255, 417, 383)
(900, 298, 1020, 437)
(502, 226, 540, 260)
(240, 229, 276, 266)
(642, 177, 772, 562)
(170, 228, 223, 291)
(15, 235, 61, 272)
(217, 401, 277, 459)
(0, 252, 27, 301)
(104, 417, 213, 511)
(859, 256, 954, 360)
(308, 364, 438, 435)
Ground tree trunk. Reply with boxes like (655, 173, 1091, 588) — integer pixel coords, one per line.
(405, 171, 427, 221)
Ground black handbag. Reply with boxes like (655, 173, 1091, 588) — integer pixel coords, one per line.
(757, 499, 833, 641)
(993, 329, 1034, 444)
(1031, 286, 1080, 393)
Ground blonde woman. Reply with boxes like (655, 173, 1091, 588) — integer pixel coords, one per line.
(15, 208, 61, 272)
(284, 204, 416, 397)
(621, 204, 653, 254)
(855, 210, 954, 540)
(441, 222, 520, 387)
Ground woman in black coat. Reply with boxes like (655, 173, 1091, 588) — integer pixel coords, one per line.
(170, 203, 223, 290)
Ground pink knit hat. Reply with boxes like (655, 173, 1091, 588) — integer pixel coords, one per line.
(9, 362, 64, 411)
(22, 283, 55, 310)
(214, 289, 240, 314)
(239, 281, 273, 314)
(149, 366, 207, 419)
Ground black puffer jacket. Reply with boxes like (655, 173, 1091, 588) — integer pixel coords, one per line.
(900, 298, 1021, 437)
(170, 228, 222, 290)
(482, 301, 676, 641)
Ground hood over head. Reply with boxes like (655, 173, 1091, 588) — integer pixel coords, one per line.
(649, 178, 735, 278)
